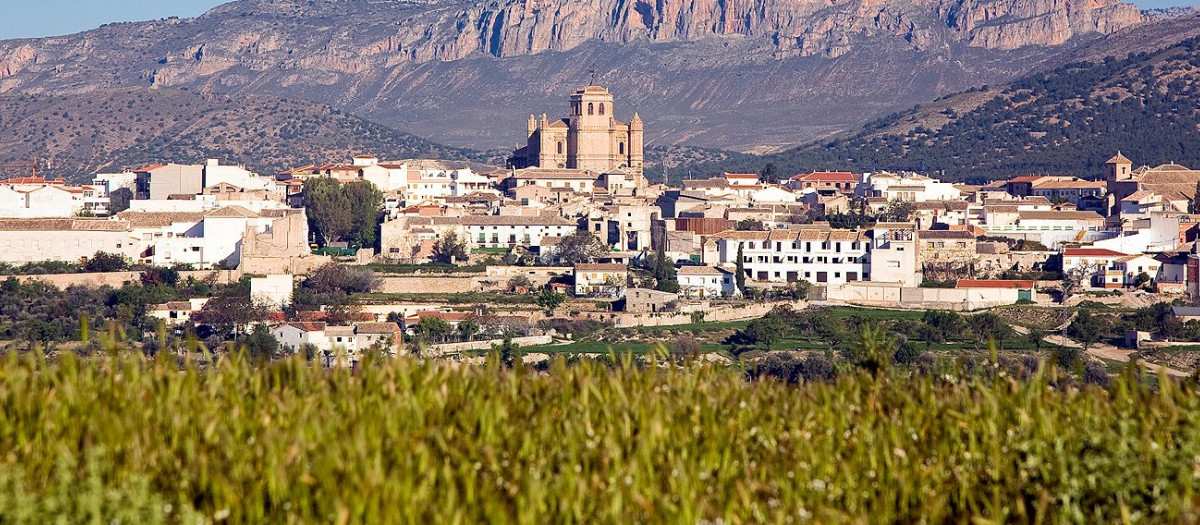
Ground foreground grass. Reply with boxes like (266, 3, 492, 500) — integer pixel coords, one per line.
(0, 353, 1198, 522)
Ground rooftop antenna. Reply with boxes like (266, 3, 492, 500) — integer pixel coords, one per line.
(31, 155, 38, 179)
(588, 67, 597, 86)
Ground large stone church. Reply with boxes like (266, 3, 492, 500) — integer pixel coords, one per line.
(509, 84, 645, 185)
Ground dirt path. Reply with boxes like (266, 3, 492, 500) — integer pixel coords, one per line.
(1006, 323, 1190, 377)
(1042, 334, 1190, 378)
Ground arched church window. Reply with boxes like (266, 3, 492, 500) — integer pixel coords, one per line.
(619, 142, 625, 155)
(599, 103, 605, 115)
(557, 141, 563, 155)
(588, 103, 594, 115)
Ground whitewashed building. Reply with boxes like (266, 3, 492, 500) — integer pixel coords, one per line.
(463, 214, 578, 249)
(677, 265, 739, 298)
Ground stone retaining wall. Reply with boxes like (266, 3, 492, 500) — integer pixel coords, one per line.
(430, 335, 554, 354)
(16, 270, 240, 289)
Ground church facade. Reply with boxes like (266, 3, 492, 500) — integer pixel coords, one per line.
(509, 85, 644, 185)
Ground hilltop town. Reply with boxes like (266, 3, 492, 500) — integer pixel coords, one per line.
(2, 83, 1199, 365)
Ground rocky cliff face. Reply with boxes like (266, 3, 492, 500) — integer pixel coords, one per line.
(0, 0, 1149, 151)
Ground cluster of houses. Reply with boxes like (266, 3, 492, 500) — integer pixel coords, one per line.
(6, 84, 1200, 356)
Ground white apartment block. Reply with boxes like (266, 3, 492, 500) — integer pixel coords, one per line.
(705, 223, 920, 286)
(462, 215, 578, 249)
(860, 172, 962, 202)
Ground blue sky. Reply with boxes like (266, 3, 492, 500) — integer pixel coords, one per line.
(0, 0, 1195, 40)
(0, 1, 226, 40)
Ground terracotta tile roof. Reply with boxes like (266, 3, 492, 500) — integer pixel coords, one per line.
(204, 205, 259, 218)
(1063, 248, 1127, 257)
(1018, 211, 1104, 221)
(956, 279, 1035, 289)
(678, 265, 727, 276)
(915, 200, 969, 210)
(920, 230, 975, 239)
(1006, 176, 1044, 183)
(116, 211, 207, 228)
(789, 171, 856, 182)
(354, 322, 401, 334)
(575, 263, 628, 272)
(512, 168, 597, 180)
(461, 215, 575, 226)
(709, 230, 771, 241)
(326, 326, 356, 337)
(1106, 152, 1132, 164)
(724, 173, 759, 179)
(407, 311, 471, 322)
(135, 165, 167, 172)
(682, 178, 730, 189)
(286, 322, 327, 332)
(1032, 180, 1106, 190)
(0, 218, 129, 231)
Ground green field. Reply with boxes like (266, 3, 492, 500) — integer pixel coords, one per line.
(0, 352, 1196, 522)
(537, 306, 1043, 355)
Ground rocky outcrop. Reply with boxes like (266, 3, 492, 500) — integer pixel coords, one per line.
(939, 0, 1143, 49)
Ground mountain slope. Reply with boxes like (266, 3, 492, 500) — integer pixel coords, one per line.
(688, 29, 1200, 182)
(0, 88, 486, 181)
(0, 0, 1145, 152)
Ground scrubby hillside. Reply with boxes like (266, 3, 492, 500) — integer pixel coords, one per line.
(0, 88, 488, 181)
(691, 32, 1200, 181)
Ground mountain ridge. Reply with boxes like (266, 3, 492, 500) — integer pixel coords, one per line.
(680, 26, 1200, 182)
(0, 0, 1147, 152)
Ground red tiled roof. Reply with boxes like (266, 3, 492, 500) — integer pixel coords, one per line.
(135, 165, 167, 172)
(790, 171, 855, 182)
(406, 311, 471, 322)
(956, 279, 1036, 289)
(287, 321, 327, 332)
(1006, 176, 1043, 183)
(1063, 248, 1127, 258)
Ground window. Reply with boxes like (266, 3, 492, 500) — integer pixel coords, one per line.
(887, 261, 900, 268)
(588, 103, 594, 115)
(557, 141, 563, 155)
(619, 142, 625, 155)
(599, 103, 605, 115)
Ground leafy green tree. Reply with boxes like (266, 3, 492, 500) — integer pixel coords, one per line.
(493, 333, 522, 369)
(456, 319, 479, 342)
(242, 323, 280, 362)
(744, 315, 788, 350)
(651, 244, 678, 293)
(139, 267, 179, 287)
(411, 316, 452, 343)
(431, 231, 469, 264)
(303, 177, 352, 247)
(893, 340, 922, 366)
(195, 281, 273, 335)
(548, 230, 606, 266)
(1067, 310, 1106, 350)
(536, 290, 566, 315)
(507, 274, 533, 292)
(735, 243, 746, 294)
(342, 180, 383, 247)
(1027, 327, 1047, 352)
(85, 251, 129, 273)
(759, 163, 780, 184)
(877, 199, 916, 222)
